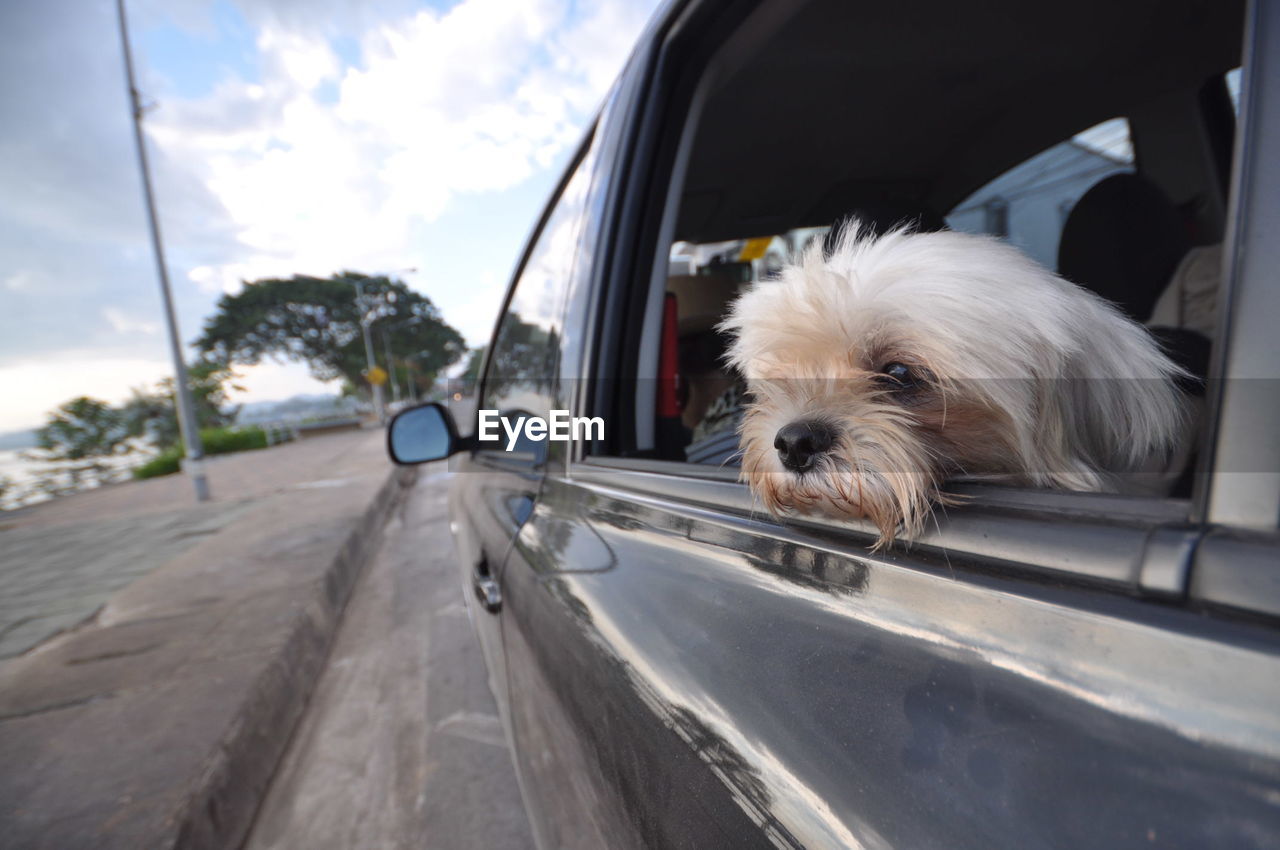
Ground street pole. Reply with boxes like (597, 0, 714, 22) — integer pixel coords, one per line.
(382, 329, 401, 404)
(115, 0, 209, 502)
(380, 313, 424, 406)
(352, 279, 385, 423)
(403, 354, 420, 403)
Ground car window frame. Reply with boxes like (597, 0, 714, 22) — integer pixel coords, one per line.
(1200, 0, 1280, 531)
(1187, 0, 1280, 622)
(567, 0, 1280, 618)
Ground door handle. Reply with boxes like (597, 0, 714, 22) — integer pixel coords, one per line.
(473, 574, 502, 613)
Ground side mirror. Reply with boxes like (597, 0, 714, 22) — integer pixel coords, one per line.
(387, 402, 460, 464)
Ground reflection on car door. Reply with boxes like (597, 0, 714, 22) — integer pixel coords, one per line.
(499, 473, 786, 849)
(499, 468, 1280, 848)
(457, 127, 598, 728)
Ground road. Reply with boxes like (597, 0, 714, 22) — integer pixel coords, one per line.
(244, 465, 536, 850)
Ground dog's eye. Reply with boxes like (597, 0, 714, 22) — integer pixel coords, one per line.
(874, 362, 929, 400)
(878, 362, 917, 386)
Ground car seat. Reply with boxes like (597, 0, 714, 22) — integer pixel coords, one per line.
(1057, 173, 1211, 387)
(1058, 173, 1213, 496)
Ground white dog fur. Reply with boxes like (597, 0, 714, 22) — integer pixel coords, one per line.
(719, 221, 1184, 547)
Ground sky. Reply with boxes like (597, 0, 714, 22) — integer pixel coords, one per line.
(0, 0, 662, 433)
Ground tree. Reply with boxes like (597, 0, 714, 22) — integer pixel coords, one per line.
(121, 386, 178, 449)
(195, 272, 466, 398)
(169, 359, 243, 432)
(122, 359, 243, 449)
(31, 397, 134, 489)
(35, 397, 132, 462)
(484, 312, 560, 401)
(457, 346, 486, 394)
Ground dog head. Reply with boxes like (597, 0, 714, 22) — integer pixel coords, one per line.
(719, 222, 1185, 546)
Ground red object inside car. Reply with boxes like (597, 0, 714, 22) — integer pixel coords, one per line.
(658, 292, 681, 418)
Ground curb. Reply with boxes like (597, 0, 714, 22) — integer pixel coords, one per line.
(172, 465, 417, 850)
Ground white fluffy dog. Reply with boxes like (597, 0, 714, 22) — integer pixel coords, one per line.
(719, 222, 1184, 547)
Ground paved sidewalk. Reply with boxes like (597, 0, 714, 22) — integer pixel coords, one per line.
(0, 429, 412, 850)
(0, 431, 383, 658)
(0, 504, 247, 658)
(1, 427, 380, 529)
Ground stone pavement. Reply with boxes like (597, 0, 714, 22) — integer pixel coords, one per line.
(0, 504, 247, 658)
(0, 431, 381, 658)
(0, 429, 413, 850)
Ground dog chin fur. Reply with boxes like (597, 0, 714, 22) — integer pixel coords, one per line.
(719, 221, 1185, 548)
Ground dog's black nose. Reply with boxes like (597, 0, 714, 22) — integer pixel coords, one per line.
(774, 421, 835, 472)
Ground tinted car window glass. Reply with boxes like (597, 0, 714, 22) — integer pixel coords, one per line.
(481, 133, 598, 451)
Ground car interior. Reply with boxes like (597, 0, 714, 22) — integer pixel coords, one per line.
(612, 0, 1244, 504)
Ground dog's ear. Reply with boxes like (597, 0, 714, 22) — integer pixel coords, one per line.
(1037, 293, 1186, 484)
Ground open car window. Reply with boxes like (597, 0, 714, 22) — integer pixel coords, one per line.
(589, 0, 1246, 534)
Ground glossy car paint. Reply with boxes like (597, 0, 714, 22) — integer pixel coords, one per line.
(495, 473, 1280, 848)
(434, 0, 1280, 847)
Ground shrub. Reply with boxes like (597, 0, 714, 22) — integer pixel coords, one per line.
(133, 448, 183, 480)
(131, 426, 277, 480)
(200, 426, 269, 454)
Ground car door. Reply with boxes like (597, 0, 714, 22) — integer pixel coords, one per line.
(492, 1, 1280, 848)
(482, 48, 753, 845)
(449, 124, 604, 726)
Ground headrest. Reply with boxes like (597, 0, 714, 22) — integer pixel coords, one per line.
(822, 201, 948, 257)
(1057, 173, 1190, 320)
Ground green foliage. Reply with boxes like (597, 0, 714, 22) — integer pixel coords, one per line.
(28, 362, 248, 499)
(130, 425, 282, 480)
(26, 397, 133, 495)
(35, 397, 133, 462)
(123, 359, 242, 450)
(457, 346, 486, 393)
(195, 272, 466, 398)
(200, 425, 268, 454)
(121, 386, 179, 448)
(462, 346, 486, 380)
(485, 313, 560, 402)
(132, 448, 183, 480)
(180, 359, 243, 431)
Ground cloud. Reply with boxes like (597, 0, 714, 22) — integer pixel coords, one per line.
(4, 271, 36, 292)
(148, 0, 655, 299)
(0, 355, 174, 432)
(223, 359, 333, 402)
(0, 0, 239, 374)
(257, 26, 339, 90)
(0, 0, 660, 428)
(103, 308, 162, 335)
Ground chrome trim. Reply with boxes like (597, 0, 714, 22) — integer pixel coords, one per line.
(570, 460, 1181, 588)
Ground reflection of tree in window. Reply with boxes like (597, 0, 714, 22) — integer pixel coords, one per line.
(485, 311, 562, 404)
(484, 145, 594, 412)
